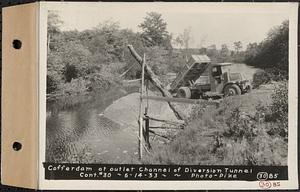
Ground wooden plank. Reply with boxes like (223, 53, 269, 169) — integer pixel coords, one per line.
(141, 95, 220, 105)
(147, 116, 185, 125)
(123, 78, 141, 83)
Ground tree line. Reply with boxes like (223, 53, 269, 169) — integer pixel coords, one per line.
(47, 11, 185, 95)
(47, 10, 288, 98)
(244, 20, 288, 80)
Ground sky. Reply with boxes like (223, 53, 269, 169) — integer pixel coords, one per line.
(47, 2, 290, 50)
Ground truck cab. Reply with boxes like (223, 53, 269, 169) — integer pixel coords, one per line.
(191, 63, 252, 98)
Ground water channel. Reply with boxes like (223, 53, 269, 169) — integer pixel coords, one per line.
(46, 63, 259, 164)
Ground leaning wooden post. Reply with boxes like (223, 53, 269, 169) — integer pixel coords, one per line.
(138, 53, 146, 160)
(127, 44, 184, 120)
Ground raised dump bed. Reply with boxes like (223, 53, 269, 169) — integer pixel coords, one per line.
(169, 55, 211, 92)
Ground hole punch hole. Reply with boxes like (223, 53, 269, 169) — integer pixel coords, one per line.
(12, 39, 22, 49)
(12, 142, 22, 151)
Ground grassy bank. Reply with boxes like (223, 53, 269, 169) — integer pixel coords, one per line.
(46, 74, 125, 111)
(143, 82, 288, 165)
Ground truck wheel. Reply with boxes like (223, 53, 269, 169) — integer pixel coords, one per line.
(245, 85, 252, 93)
(177, 87, 191, 99)
(224, 84, 241, 96)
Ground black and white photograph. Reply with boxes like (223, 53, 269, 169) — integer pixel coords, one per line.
(38, 2, 299, 190)
(36, 4, 300, 190)
(0, 1, 297, 190)
(45, 3, 292, 167)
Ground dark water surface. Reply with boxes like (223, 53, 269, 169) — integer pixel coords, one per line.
(46, 88, 139, 163)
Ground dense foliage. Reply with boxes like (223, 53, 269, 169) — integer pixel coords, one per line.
(47, 11, 183, 99)
(47, 12, 289, 103)
(245, 20, 289, 85)
(270, 81, 288, 137)
(245, 20, 288, 71)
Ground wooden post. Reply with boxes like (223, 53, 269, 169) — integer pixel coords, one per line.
(138, 54, 146, 160)
(143, 115, 151, 149)
(145, 79, 149, 115)
(144, 78, 151, 149)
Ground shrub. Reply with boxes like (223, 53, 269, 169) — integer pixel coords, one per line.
(252, 70, 271, 88)
(57, 77, 89, 95)
(225, 108, 258, 142)
(63, 64, 79, 82)
(265, 68, 288, 81)
(47, 73, 60, 94)
(87, 73, 115, 92)
(221, 104, 287, 165)
(252, 69, 288, 89)
(270, 81, 288, 138)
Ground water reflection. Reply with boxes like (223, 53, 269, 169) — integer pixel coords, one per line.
(46, 89, 138, 164)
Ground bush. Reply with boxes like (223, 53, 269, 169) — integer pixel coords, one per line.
(57, 77, 89, 95)
(47, 73, 60, 94)
(270, 81, 288, 138)
(225, 108, 258, 142)
(63, 64, 79, 82)
(252, 69, 288, 89)
(87, 73, 114, 92)
(252, 70, 272, 88)
(221, 104, 287, 165)
(265, 68, 288, 81)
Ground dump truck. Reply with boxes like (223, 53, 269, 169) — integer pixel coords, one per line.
(169, 55, 252, 99)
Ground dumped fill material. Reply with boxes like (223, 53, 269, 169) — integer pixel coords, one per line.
(103, 92, 181, 128)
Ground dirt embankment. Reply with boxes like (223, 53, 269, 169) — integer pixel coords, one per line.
(104, 91, 194, 128)
(104, 81, 277, 127)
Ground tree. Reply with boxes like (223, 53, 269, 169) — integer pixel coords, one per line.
(47, 11, 64, 93)
(89, 20, 126, 62)
(175, 27, 193, 61)
(244, 20, 289, 74)
(244, 42, 259, 64)
(181, 27, 193, 50)
(206, 44, 217, 56)
(199, 47, 207, 55)
(220, 44, 230, 57)
(61, 41, 92, 82)
(233, 41, 243, 53)
(47, 11, 64, 52)
(207, 44, 217, 50)
(139, 12, 171, 48)
(48, 11, 63, 34)
(264, 20, 288, 71)
(219, 44, 230, 62)
(173, 36, 184, 49)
